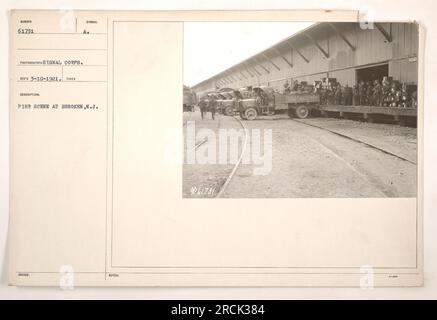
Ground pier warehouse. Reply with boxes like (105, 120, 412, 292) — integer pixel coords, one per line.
(192, 22, 418, 97)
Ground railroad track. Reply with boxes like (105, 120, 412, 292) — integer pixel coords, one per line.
(291, 119, 416, 165)
(184, 112, 245, 198)
(192, 115, 222, 150)
(182, 110, 194, 127)
(189, 115, 413, 198)
(184, 109, 219, 149)
(215, 116, 248, 198)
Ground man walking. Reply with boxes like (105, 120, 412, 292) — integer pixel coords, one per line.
(208, 95, 217, 120)
(199, 97, 208, 120)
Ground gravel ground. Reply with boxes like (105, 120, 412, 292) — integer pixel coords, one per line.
(183, 112, 417, 198)
(183, 109, 242, 198)
(297, 118, 417, 163)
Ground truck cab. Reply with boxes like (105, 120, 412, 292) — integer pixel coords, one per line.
(237, 86, 276, 120)
(183, 85, 197, 112)
(216, 90, 238, 116)
(237, 85, 320, 120)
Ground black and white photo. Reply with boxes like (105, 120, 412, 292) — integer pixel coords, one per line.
(183, 22, 418, 198)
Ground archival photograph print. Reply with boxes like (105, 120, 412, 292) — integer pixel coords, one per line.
(183, 22, 419, 198)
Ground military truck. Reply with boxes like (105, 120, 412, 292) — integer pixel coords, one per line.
(237, 86, 320, 120)
(183, 85, 197, 112)
(216, 89, 238, 116)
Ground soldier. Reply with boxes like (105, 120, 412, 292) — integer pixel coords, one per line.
(199, 97, 208, 120)
(326, 83, 333, 104)
(366, 81, 373, 105)
(329, 83, 337, 105)
(378, 80, 385, 107)
(343, 84, 352, 105)
(334, 84, 342, 105)
(372, 80, 382, 107)
(208, 95, 217, 120)
(381, 77, 391, 107)
(411, 91, 417, 108)
(283, 80, 291, 94)
(391, 81, 401, 107)
(395, 90, 402, 107)
(400, 82, 409, 108)
(320, 84, 327, 105)
(387, 86, 396, 107)
(314, 81, 322, 94)
(352, 85, 359, 106)
(358, 80, 366, 105)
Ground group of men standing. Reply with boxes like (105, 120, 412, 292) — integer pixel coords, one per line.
(351, 79, 386, 106)
(318, 82, 353, 106)
(198, 94, 217, 120)
(352, 78, 417, 108)
(317, 77, 417, 108)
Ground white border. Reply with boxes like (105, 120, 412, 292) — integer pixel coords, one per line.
(1, 0, 436, 299)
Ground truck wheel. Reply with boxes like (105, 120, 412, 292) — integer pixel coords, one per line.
(240, 112, 247, 120)
(244, 108, 258, 121)
(225, 106, 233, 116)
(295, 105, 309, 119)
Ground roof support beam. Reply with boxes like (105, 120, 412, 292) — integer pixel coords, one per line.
(304, 32, 329, 58)
(251, 64, 263, 76)
(226, 73, 236, 82)
(262, 52, 281, 71)
(328, 23, 356, 51)
(272, 48, 293, 68)
(252, 57, 270, 74)
(239, 71, 248, 79)
(374, 23, 392, 42)
(285, 40, 309, 63)
(229, 69, 241, 81)
(247, 69, 256, 77)
(245, 61, 262, 76)
(232, 71, 242, 81)
(242, 62, 255, 77)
